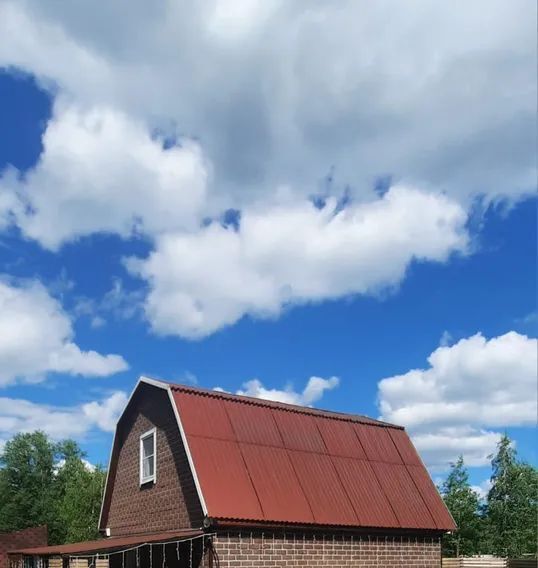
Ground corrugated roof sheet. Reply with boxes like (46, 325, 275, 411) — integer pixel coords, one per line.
(187, 436, 263, 520)
(224, 399, 282, 446)
(240, 443, 313, 523)
(332, 457, 398, 528)
(372, 463, 436, 529)
(353, 423, 403, 463)
(273, 410, 327, 453)
(388, 428, 422, 465)
(315, 417, 367, 459)
(170, 383, 455, 531)
(290, 451, 358, 525)
(407, 464, 457, 529)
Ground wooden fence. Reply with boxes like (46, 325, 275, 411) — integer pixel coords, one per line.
(443, 558, 537, 568)
(443, 558, 506, 568)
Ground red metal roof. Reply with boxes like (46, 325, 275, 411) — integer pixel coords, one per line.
(188, 436, 263, 520)
(372, 462, 436, 529)
(240, 443, 313, 523)
(8, 530, 203, 556)
(331, 457, 398, 528)
(171, 384, 455, 531)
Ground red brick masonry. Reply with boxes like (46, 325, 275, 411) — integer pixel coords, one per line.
(0, 527, 48, 568)
(207, 531, 441, 568)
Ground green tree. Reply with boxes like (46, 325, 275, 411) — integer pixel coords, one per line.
(0, 431, 106, 545)
(485, 434, 538, 558)
(53, 439, 105, 543)
(58, 462, 106, 543)
(441, 456, 482, 557)
(0, 432, 57, 535)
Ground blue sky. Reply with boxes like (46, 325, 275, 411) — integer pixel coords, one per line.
(0, 2, 536, 493)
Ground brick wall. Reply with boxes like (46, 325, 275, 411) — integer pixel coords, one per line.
(207, 530, 442, 568)
(102, 384, 203, 535)
(0, 527, 48, 568)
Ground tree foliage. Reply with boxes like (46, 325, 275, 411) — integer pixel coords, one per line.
(58, 461, 106, 543)
(485, 434, 538, 558)
(441, 456, 481, 556)
(442, 435, 538, 559)
(0, 432, 58, 537)
(0, 431, 105, 544)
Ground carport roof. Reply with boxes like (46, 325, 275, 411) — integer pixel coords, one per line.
(9, 529, 203, 556)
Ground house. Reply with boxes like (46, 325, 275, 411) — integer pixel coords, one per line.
(0, 527, 48, 568)
(9, 377, 456, 568)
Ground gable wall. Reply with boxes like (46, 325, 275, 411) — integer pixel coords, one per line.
(101, 383, 203, 535)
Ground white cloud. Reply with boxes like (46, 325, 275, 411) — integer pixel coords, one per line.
(218, 375, 340, 406)
(81, 391, 130, 432)
(411, 428, 502, 470)
(127, 185, 468, 338)
(55, 458, 96, 472)
(378, 331, 538, 470)
(73, 278, 144, 329)
(0, 278, 128, 387)
(0, 391, 128, 448)
(0, 0, 535, 206)
(1, 101, 208, 250)
(0, 188, 17, 230)
(471, 478, 492, 500)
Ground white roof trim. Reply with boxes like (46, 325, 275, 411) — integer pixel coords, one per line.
(138, 376, 170, 391)
(98, 376, 208, 530)
(165, 386, 208, 516)
(97, 420, 118, 530)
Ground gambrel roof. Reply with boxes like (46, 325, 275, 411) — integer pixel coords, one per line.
(101, 377, 455, 532)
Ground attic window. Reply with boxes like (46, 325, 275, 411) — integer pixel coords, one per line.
(140, 428, 156, 485)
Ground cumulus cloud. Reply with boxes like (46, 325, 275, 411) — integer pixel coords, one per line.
(0, 278, 128, 387)
(1, 101, 208, 250)
(217, 376, 340, 406)
(0, 0, 535, 206)
(126, 185, 468, 338)
(378, 331, 538, 470)
(0, 0, 534, 339)
(0, 391, 128, 449)
(81, 391, 130, 432)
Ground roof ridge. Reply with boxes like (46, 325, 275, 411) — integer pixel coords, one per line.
(149, 378, 402, 429)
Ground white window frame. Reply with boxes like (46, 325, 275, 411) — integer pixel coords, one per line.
(139, 427, 157, 486)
